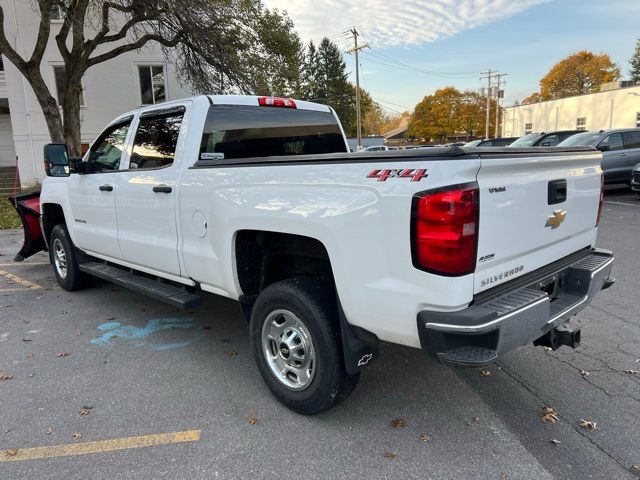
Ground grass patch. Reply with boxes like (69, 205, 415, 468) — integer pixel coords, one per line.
(0, 197, 22, 230)
(0, 186, 41, 230)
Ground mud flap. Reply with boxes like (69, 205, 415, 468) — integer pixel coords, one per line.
(338, 299, 379, 374)
(8, 191, 45, 262)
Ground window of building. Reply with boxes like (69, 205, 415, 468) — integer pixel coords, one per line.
(129, 109, 184, 169)
(50, 3, 63, 21)
(576, 117, 587, 131)
(87, 120, 132, 173)
(524, 123, 533, 134)
(53, 65, 84, 107)
(138, 66, 166, 105)
(636, 112, 640, 128)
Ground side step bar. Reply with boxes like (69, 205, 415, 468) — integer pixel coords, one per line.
(79, 262, 202, 309)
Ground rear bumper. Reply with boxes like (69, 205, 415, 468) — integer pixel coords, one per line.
(417, 248, 614, 366)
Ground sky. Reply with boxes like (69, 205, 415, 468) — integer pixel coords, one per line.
(263, 0, 640, 116)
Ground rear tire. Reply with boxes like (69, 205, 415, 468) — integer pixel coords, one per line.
(250, 276, 360, 415)
(49, 224, 90, 291)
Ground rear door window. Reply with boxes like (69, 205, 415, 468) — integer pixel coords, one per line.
(622, 131, 640, 149)
(129, 108, 185, 169)
(199, 105, 346, 161)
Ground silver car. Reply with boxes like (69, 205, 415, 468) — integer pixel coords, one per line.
(558, 129, 640, 185)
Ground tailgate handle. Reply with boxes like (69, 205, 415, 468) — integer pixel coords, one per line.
(548, 179, 567, 205)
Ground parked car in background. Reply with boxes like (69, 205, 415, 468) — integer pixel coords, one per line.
(464, 137, 519, 147)
(558, 129, 640, 185)
(508, 130, 583, 148)
(362, 145, 396, 152)
(631, 163, 640, 194)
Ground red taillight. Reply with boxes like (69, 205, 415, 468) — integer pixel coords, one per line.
(596, 173, 604, 227)
(412, 184, 479, 276)
(258, 96, 297, 109)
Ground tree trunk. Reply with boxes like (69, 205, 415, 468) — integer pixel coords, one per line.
(26, 66, 65, 144)
(62, 74, 83, 157)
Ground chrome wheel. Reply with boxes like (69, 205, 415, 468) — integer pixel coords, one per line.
(261, 309, 316, 391)
(52, 238, 67, 279)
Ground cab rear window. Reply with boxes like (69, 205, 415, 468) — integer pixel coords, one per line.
(199, 105, 346, 160)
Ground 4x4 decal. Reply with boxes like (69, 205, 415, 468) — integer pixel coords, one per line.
(367, 168, 428, 182)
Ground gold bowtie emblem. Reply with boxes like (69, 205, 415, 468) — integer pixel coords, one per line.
(545, 210, 567, 229)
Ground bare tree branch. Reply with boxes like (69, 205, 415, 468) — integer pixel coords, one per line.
(87, 31, 182, 67)
(29, 0, 53, 66)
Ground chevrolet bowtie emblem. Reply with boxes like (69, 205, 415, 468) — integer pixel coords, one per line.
(546, 210, 567, 229)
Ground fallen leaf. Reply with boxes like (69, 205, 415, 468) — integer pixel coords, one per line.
(247, 417, 258, 425)
(631, 464, 640, 471)
(383, 451, 396, 460)
(224, 351, 237, 358)
(79, 407, 92, 416)
(26, 353, 33, 359)
(635, 359, 640, 363)
(549, 438, 561, 445)
(579, 419, 598, 430)
(4, 449, 18, 457)
(472, 416, 480, 422)
(55, 352, 70, 357)
(103, 356, 112, 364)
(543, 347, 552, 352)
(540, 406, 559, 423)
(419, 434, 431, 442)
(391, 418, 407, 429)
(580, 370, 590, 376)
(21, 338, 32, 342)
(28, 373, 34, 378)
(46, 428, 53, 435)
(500, 475, 509, 480)
(480, 370, 492, 377)
(73, 432, 82, 440)
(0, 373, 13, 381)
(60, 310, 69, 315)
(626, 370, 639, 375)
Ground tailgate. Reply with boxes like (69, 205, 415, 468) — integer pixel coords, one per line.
(474, 149, 602, 294)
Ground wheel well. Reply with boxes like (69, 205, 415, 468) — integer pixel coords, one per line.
(42, 203, 66, 243)
(235, 230, 334, 299)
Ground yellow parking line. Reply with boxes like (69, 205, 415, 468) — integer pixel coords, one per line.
(0, 269, 41, 290)
(1, 429, 201, 462)
(0, 262, 49, 267)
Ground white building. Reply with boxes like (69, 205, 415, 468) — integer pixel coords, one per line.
(503, 84, 640, 138)
(0, 0, 192, 188)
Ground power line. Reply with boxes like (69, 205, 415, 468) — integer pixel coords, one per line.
(360, 51, 478, 79)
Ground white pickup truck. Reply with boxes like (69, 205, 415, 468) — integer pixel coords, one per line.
(11, 95, 615, 414)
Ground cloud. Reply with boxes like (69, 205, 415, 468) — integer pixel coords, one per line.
(263, 0, 549, 47)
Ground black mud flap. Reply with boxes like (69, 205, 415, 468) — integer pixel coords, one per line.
(8, 191, 45, 262)
(338, 299, 379, 374)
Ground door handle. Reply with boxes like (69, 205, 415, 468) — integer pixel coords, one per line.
(99, 185, 113, 192)
(153, 185, 172, 193)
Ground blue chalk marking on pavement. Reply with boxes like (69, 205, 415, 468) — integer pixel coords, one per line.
(91, 318, 196, 350)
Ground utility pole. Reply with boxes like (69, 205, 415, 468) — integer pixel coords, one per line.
(480, 69, 493, 140)
(494, 73, 507, 138)
(345, 28, 369, 149)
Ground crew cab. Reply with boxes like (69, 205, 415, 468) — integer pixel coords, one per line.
(11, 95, 615, 414)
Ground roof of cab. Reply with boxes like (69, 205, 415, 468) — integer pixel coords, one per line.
(110, 95, 332, 126)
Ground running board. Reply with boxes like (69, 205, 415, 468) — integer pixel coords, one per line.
(79, 262, 202, 309)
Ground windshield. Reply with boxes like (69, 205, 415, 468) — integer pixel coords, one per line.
(557, 131, 602, 147)
(508, 134, 543, 147)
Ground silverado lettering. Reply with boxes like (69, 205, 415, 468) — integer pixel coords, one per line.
(480, 265, 525, 288)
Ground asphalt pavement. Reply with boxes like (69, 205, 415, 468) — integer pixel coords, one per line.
(0, 187, 639, 479)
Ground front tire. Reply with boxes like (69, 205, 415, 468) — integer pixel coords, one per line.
(250, 276, 359, 415)
(49, 224, 90, 291)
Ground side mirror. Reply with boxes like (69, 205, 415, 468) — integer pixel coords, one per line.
(597, 144, 610, 152)
(43, 143, 70, 177)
